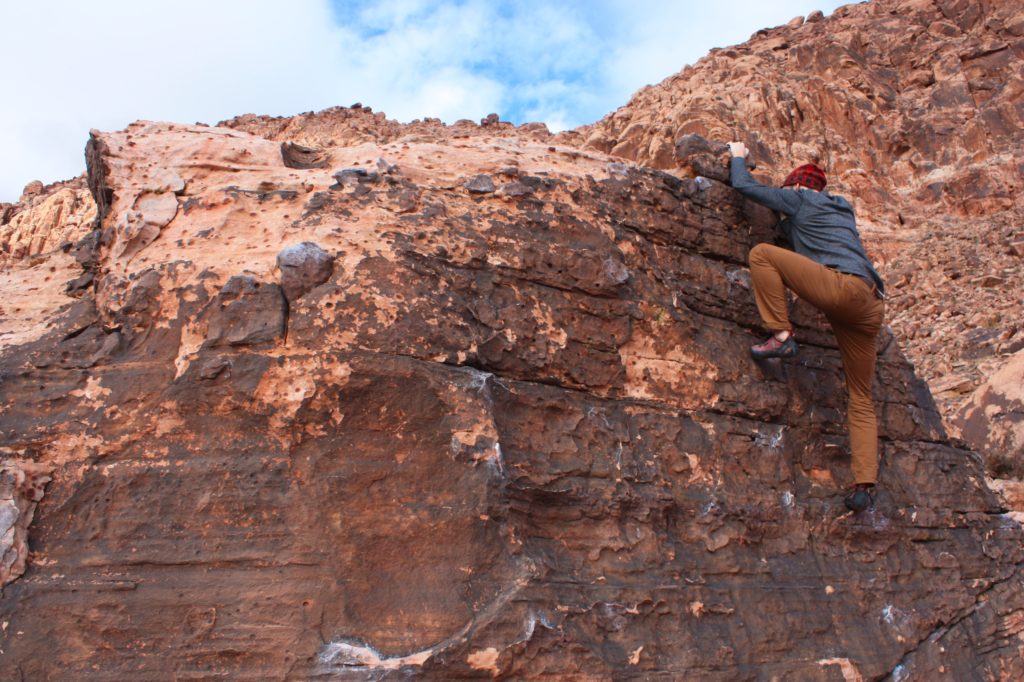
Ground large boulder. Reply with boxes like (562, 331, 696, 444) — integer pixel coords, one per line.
(276, 241, 334, 303)
(0, 116, 1020, 681)
(955, 349, 1024, 477)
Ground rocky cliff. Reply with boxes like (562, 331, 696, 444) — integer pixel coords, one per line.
(572, 0, 1024, 469)
(0, 112, 1022, 679)
(2, 1, 1024, 680)
(0, 177, 96, 266)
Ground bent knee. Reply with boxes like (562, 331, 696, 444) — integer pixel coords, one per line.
(748, 242, 774, 266)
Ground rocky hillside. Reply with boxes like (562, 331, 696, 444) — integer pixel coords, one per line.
(0, 112, 1022, 679)
(571, 0, 1024, 466)
(1, 0, 1023, 679)
(4, 0, 1020, 468)
(0, 176, 96, 265)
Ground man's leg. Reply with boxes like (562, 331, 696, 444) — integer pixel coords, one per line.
(828, 294, 885, 485)
(749, 243, 887, 487)
(747, 243, 854, 333)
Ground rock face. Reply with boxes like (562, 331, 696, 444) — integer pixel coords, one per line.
(0, 176, 97, 264)
(955, 350, 1024, 477)
(572, 0, 1024, 461)
(2, 0, 1024, 678)
(0, 112, 1022, 680)
(0, 460, 52, 587)
(221, 105, 551, 152)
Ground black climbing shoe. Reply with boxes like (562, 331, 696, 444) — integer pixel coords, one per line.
(844, 484, 875, 513)
(750, 334, 798, 360)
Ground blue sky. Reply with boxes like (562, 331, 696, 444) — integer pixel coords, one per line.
(0, 0, 851, 201)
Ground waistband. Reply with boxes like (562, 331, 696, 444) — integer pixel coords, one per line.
(829, 266, 885, 300)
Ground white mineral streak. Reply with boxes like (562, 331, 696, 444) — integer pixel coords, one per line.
(817, 657, 863, 682)
(317, 641, 433, 670)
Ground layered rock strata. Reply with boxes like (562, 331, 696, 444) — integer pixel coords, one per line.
(571, 0, 1024, 463)
(0, 119, 1021, 680)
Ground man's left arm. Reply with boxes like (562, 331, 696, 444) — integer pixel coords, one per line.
(728, 143, 803, 216)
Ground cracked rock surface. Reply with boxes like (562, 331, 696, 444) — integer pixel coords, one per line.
(571, 0, 1024, 470)
(0, 113, 1021, 680)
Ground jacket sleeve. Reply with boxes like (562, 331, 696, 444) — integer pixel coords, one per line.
(729, 157, 803, 216)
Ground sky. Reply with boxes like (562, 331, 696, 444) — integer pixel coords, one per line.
(0, 0, 851, 202)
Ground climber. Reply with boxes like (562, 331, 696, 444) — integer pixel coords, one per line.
(727, 142, 886, 513)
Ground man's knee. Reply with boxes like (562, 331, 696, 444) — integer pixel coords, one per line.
(748, 242, 774, 267)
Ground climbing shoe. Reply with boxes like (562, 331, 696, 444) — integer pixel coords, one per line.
(844, 484, 875, 513)
(750, 334, 798, 360)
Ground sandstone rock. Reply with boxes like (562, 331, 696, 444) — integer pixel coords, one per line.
(1, 1, 1023, 677)
(110, 192, 177, 261)
(0, 116, 1020, 681)
(498, 180, 533, 198)
(976, 274, 1005, 287)
(674, 133, 732, 182)
(518, 121, 551, 137)
(0, 460, 52, 587)
(333, 167, 379, 185)
(578, 0, 1024, 452)
(0, 176, 97, 264)
(375, 157, 398, 174)
(955, 350, 1024, 475)
(20, 180, 44, 200)
(464, 174, 496, 193)
(203, 275, 286, 347)
(221, 103, 545, 153)
(280, 141, 330, 169)
(987, 478, 1024, 519)
(276, 241, 334, 303)
(145, 167, 185, 195)
(931, 373, 974, 397)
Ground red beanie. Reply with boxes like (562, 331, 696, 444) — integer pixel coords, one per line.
(782, 163, 827, 191)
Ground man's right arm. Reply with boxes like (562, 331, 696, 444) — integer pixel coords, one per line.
(729, 156, 803, 216)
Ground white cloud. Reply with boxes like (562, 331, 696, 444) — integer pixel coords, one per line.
(401, 68, 506, 123)
(0, 0, 855, 201)
(0, 0, 347, 200)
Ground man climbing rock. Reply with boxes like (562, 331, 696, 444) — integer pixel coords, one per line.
(728, 142, 886, 512)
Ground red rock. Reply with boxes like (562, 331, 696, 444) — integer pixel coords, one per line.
(955, 350, 1024, 474)
(575, 0, 1024, 470)
(276, 241, 334, 303)
(0, 460, 52, 587)
(987, 478, 1024, 518)
(0, 175, 96, 264)
(0, 1, 1023, 679)
(0, 113, 1018, 680)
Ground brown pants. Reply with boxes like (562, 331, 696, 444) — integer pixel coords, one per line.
(748, 243, 885, 484)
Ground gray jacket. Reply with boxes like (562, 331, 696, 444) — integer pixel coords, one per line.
(730, 157, 885, 296)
